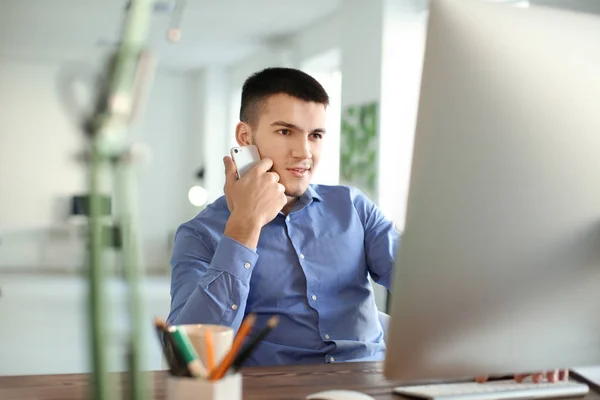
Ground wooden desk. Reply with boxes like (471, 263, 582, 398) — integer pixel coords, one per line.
(1, 362, 599, 400)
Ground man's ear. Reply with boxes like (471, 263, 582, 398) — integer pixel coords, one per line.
(235, 122, 253, 146)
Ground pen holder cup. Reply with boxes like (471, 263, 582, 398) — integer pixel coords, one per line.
(166, 373, 242, 400)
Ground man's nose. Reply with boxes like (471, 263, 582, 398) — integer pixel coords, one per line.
(291, 136, 312, 159)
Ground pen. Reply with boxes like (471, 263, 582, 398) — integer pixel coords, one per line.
(209, 313, 256, 381)
(153, 317, 190, 377)
(168, 325, 208, 379)
(231, 315, 279, 371)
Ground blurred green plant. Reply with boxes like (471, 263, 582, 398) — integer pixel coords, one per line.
(340, 101, 378, 198)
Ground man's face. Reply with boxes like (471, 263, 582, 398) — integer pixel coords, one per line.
(238, 93, 327, 198)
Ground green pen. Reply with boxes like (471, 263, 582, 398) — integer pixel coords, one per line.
(168, 326, 208, 379)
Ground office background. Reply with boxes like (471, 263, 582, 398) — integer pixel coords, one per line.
(0, 0, 598, 376)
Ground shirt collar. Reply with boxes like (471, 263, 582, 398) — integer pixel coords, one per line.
(297, 184, 323, 206)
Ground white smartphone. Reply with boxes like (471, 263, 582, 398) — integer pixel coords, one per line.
(230, 145, 261, 179)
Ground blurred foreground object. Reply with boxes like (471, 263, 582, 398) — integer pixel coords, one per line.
(80, 0, 156, 399)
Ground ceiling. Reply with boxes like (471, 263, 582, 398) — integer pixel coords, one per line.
(0, 0, 342, 70)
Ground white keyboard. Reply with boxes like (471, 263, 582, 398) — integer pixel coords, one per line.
(393, 379, 589, 400)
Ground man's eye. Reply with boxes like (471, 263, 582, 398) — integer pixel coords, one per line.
(311, 133, 322, 140)
(279, 129, 290, 135)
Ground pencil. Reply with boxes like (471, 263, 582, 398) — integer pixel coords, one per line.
(231, 315, 279, 371)
(168, 325, 208, 379)
(153, 317, 190, 377)
(205, 329, 215, 372)
(208, 313, 256, 381)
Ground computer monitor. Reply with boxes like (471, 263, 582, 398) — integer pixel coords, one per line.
(384, 0, 600, 382)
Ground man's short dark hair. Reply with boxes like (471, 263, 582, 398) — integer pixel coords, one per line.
(240, 67, 330, 127)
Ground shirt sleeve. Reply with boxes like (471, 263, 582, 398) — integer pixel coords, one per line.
(353, 189, 401, 291)
(166, 223, 259, 332)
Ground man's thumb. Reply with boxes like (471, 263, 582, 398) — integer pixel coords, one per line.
(223, 156, 237, 182)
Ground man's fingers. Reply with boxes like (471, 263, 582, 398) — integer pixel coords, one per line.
(559, 369, 569, 381)
(267, 172, 280, 183)
(514, 374, 527, 383)
(254, 158, 274, 173)
(224, 156, 238, 184)
(277, 183, 285, 193)
(477, 372, 565, 385)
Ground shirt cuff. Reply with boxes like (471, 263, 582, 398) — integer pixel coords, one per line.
(209, 235, 259, 282)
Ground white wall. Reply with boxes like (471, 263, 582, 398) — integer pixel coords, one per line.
(287, 14, 342, 66)
(0, 60, 87, 269)
(196, 67, 231, 205)
(229, 47, 296, 94)
(339, 0, 385, 109)
(133, 69, 191, 271)
(0, 58, 191, 272)
(226, 11, 340, 97)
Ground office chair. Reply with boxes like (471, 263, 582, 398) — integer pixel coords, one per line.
(378, 311, 390, 343)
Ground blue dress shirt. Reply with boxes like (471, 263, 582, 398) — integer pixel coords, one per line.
(167, 184, 400, 367)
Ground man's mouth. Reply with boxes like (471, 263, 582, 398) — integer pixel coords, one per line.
(287, 167, 310, 178)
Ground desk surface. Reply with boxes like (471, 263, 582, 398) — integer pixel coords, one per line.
(1, 362, 599, 400)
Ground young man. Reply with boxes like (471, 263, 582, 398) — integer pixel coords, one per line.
(166, 67, 398, 366)
(166, 67, 566, 381)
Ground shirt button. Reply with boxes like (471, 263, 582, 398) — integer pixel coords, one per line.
(300, 254, 305, 259)
(243, 262, 251, 269)
(231, 304, 238, 310)
(286, 216, 290, 222)
(311, 295, 317, 301)
(325, 334, 330, 340)
(330, 356, 335, 362)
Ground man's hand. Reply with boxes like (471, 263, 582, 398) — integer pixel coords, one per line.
(222, 156, 287, 249)
(476, 369, 569, 384)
